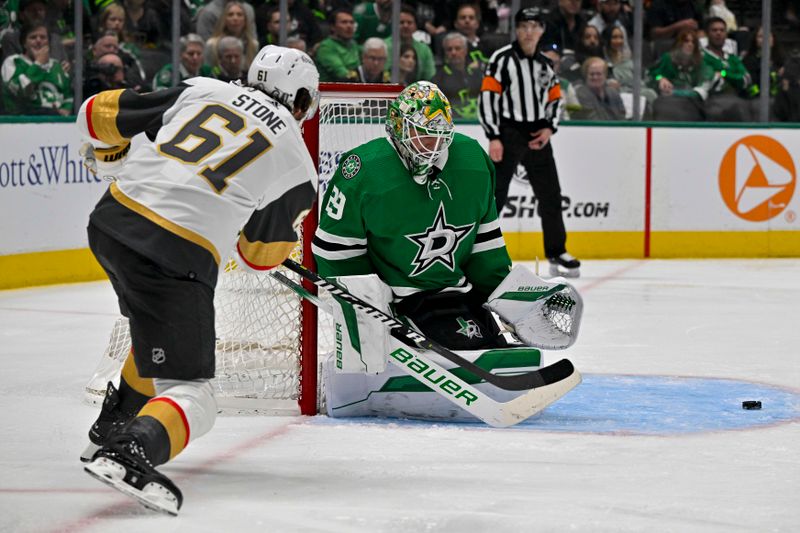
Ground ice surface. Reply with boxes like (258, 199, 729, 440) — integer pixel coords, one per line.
(0, 260, 798, 532)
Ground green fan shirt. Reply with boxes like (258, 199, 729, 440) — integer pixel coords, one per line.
(1, 54, 72, 114)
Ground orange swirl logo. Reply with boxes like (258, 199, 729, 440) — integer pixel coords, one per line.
(719, 135, 796, 222)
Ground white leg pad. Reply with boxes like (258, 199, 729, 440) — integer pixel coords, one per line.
(323, 346, 544, 422)
(153, 379, 217, 443)
(331, 274, 394, 374)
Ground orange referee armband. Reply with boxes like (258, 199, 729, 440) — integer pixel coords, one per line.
(481, 76, 502, 93)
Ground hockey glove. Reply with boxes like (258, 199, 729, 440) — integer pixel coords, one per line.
(484, 264, 583, 350)
(80, 141, 131, 181)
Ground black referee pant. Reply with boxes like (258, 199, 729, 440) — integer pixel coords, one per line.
(493, 125, 567, 258)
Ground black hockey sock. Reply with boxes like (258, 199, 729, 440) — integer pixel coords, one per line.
(118, 378, 153, 415)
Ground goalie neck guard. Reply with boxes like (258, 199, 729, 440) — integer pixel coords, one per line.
(385, 81, 455, 185)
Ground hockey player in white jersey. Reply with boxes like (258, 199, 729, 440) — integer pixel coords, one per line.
(78, 45, 319, 515)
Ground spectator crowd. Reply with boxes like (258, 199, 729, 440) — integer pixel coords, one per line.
(1, 0, 799, 122)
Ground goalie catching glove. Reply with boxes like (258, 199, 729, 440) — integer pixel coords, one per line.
(484, 264, 583, 350)
(80, 141, 131, 181)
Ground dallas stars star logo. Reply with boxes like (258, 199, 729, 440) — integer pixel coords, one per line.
(424, 90, 452, 123)
(456, 317, 482, 339)
(406, 203, 473, 277)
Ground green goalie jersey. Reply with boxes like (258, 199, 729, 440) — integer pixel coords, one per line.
(312, 132, 511, 301)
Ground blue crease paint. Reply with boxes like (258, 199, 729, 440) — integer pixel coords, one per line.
(312, 374, 800, 435)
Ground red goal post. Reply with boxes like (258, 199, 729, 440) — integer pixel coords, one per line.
(298, 83, 404, 414)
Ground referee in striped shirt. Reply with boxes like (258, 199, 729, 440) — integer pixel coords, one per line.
(479, 7, 580, 278)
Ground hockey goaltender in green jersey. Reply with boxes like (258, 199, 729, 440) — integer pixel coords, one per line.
(312, 81, 552, 422)
(313, 125, 511, 299)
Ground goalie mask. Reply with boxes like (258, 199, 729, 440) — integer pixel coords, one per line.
(247, 45, 320, 124)
(386, 81, 455, 184)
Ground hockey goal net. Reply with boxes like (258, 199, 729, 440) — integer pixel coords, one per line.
(84, 83, 403, 415)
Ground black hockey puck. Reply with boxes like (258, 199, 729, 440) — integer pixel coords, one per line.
(742, 400, 762, 410)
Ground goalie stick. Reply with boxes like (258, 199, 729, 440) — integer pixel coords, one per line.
(279, 258, 577, 391)
(271, 267, 582, 427)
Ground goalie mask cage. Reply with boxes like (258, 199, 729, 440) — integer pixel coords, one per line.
(84, 83, 404, 415)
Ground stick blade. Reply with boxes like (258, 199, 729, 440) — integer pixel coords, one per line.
(537, 358, 576, 386)
(485, 357, 576, 391)
(488, 365, 582, 428)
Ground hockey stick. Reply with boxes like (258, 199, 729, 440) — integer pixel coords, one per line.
(277, 259, 578, 391)
(271, 269, 581, 427)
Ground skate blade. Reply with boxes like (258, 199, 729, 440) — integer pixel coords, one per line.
(84, 457, 179, 516)
(80, 442, 101, 463)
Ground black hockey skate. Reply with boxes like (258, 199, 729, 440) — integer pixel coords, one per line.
(84, 434, 183, 516)
(548, 253, 581, 278)
(80, 382, 145, 463)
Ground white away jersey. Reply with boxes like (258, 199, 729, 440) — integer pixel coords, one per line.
(77, 77, 317, 284)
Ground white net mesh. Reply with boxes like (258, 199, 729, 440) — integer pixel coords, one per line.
(317, 92, 393, 191)
(84, 87, 398, 413)
(84, 255, 312, 413)
(212, 255, 307, 404)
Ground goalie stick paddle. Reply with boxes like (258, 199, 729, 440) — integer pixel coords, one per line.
(270, 269, 582, 427)
(278, 259, 577, 392)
